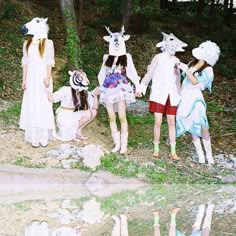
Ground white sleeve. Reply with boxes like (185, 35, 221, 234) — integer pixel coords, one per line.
(126, 53, 140, 88)
(98, 54, 108, 85)
(52, 87, 67, 103)
(44, 39, 55, 67)
(140, 54, 159, 94)
(21, 41, 29, 66)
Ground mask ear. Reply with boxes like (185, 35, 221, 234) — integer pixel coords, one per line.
(123, 35, 130, 41)
(68, 71, 73, 76)
(103, 36, 110, 42)
(43, 18, 48, 23)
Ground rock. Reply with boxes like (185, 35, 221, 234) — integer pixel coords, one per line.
(77, 199, 104, 224)
(61, 199, 78, 209)
(52, 226, 80, 236)
(127, 100, 149, 116)
(44, 150, 59, 158)
(61, 159, 78, 169)
(217, 175, 236, 183)
(80, 144, 104, 169)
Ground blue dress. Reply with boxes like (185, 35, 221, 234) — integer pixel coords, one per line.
(176, 66, 214, 137)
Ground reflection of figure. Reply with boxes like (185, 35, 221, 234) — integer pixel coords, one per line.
(111, 215, 129, 236)
(153, 205, 214, 236)
(47, 70, 98, 141)
(177, 41, 220, 164)
(20, 17, 55, 147)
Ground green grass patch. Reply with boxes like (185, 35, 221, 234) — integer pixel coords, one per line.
(14, 156, 46, 168)
(0, 102, 21, 125)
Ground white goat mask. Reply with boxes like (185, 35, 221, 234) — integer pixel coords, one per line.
(192, 40, 220, 66)
(103, 26, 130, 56)
(156, 32, 187, 55)
(21, 17, 49, 40)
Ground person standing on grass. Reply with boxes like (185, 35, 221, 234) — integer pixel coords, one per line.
(139, 32, 187, 160)
(98, 26, 141, 154)
(177, 41, 220, 165)
(19, 17, 55, 147)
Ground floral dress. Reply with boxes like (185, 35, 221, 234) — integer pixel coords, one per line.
(176, 66, 214, 137)
(98, 53, 140, 111)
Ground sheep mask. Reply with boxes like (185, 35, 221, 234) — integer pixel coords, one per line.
(69, 70, 90, 91)
(20, 17, 49, 40)
(192, 40, 220, 66)
(103, 26, 130, 56)
(156, 32, 187, 55)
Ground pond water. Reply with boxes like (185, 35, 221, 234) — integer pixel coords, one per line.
(0, 183, 235, 235)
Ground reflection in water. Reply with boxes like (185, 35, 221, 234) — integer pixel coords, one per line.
(0, 184, 235, 235)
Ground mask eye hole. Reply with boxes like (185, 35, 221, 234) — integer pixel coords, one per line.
(36, 20, 40, 23)
(169, 38, 174, 41)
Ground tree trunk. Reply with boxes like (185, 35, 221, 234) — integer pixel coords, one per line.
(122, 0, 133, 30)
(194, 0, 205, 34)
(73, 0, 83, 35)
(160, 0, 169, 10)
(208, 0, 215, 33)
(225, 0, 234, 26)
(59, 0, 82, 69)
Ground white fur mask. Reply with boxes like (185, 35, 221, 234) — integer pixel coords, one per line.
(156, 32, 187, 55)
(21, 17, 49, 40)
(192, 40, 220, 66)
(103, 26, 130, 56)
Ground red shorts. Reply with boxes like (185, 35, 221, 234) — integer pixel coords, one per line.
(149, 96, 177, 115)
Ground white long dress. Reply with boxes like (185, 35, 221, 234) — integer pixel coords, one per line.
(176, 66, 214, 137)
(19, 39, 55, 145)
(52, 86, 95, 141)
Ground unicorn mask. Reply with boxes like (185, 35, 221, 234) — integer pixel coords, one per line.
(69, 70, 90, 91)
(20, 17, 49, 40)
(156, 32, 187, 55)
(103, 26, 130, 56)
(192, 41, 220, 66)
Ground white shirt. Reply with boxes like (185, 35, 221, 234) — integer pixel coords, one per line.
(141, 52, 181, 106)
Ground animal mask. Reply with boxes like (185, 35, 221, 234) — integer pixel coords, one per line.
(20, 17, 49, 40)
(103, 26, 130, 56)
(69, 70, 90, 91)
(156, 32, 187, 55)
(192, 41, 220, 66)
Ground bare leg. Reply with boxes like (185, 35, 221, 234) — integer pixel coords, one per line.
(153, 113, 163, 157)
(202, 126, 214, 164)
(167, 114, 180, 160)
(77, 109, 98, 138)
(153, 211, 160, 236)
(168, 208, 180, 236)
(117, 100, 128, 154)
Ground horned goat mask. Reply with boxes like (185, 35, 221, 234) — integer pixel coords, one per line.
(20, 17, 49, 40)
(156, 32, 187, 55)
(103, 26, 130, 56)
(192, 41, 220, 66)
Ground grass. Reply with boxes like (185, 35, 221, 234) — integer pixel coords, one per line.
(0, 102, 21, 125)
(14, 156, 46, 168)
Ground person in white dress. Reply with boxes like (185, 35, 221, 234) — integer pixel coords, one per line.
(47, 70, 98, 141)
(177, 41, 220, 164)
(19, 17, 55, 147)
(139, 32, 187, 160)
(98, 26, 141, 154)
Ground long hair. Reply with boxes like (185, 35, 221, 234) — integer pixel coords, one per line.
(71, 88, 89, 112)
(189, 59, 211, 75)
(26, 38, 46, 57)
(105, 55, 127, 68)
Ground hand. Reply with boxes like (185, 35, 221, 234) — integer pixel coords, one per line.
(92, 87, 100, 96)
(22, 80, 26, 90)
(178, 62, 188, 72)
(44, 78, 50, 88)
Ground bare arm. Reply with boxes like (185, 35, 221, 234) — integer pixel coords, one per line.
(22, 64, 28, 90)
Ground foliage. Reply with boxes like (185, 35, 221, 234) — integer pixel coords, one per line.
(14, 156, 46, 168)
(64, 10, 82, 69)
(0, 103, 21, 125)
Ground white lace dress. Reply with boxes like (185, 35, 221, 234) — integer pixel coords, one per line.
(52, 86, 94, 141)
(19, 39, 55, 146)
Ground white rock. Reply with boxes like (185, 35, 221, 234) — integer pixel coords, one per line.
(61, 159, 78, 169)
(25, 221, 49, 236)
(61, 199, 78, 209)
(45, 150, 60, 158)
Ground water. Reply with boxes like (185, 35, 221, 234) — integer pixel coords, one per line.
(0, 183, 235, 235)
